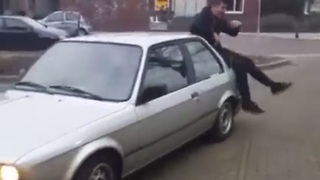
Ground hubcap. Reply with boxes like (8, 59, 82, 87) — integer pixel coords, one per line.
(89, 163, 113, 180)
(219, 105, 233, 135)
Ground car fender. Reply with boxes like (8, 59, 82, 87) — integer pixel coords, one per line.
(64, 137, 124, 180)
(218, 89, 242, 116)
(218, 90, 238, 108)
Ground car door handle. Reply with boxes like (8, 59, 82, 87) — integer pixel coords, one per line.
(191, 92, 199, 101)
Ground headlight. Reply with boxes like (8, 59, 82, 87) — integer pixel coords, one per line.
(0, 166, 19, 180)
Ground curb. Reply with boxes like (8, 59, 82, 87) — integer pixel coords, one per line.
(257, 59, 291, 70)
(274, 54, 320, 58)
(239, 33, 320, 41)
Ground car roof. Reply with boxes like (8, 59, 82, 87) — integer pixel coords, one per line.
(0, 16, 37, 24)
(50, 10, 83, 14)
(62, 32, 199, 47)
(0, 15, 27, 20)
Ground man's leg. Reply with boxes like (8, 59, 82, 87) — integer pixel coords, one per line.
(218, 48, 265, 114)
(224, 48, 292, 95)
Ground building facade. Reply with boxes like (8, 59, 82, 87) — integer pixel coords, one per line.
(59, 0, 259, 32)
(1, 0, 260, 32)
(170, 0, 259, 32)
(59, 0, 150, 31)
(0, 0, 59, 18)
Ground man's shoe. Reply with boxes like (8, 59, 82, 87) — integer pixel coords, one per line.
(242, 101, 265, 114)
(271, 82, 292, 95)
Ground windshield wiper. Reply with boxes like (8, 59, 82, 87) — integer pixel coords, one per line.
(15, 81, 47, 90)
(49, 85, 105, 100)
(14, 81, 52, 94)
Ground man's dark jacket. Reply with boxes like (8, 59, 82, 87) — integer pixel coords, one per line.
(190, 6, 240, 50)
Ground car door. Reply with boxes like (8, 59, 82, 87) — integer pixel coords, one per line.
(133, 42, 203, 167)
(181, 39, 230, 128)
(44, 12, 65, 29)
(2, 18, 35, 51)
(0, 18, 7, 50)
(65, 11, 81, 35)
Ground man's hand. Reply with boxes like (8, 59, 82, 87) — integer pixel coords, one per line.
(229, 20, 242, 29)
(213, 33, 221, 46)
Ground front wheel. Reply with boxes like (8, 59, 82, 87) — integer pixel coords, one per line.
(206, 101, 234, 143)
(73, 154, 120, 180)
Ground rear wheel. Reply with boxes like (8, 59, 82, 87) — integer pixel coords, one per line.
(78, 29, 87, 36)
(206, 101, 234, 142)
(73, 154, 120, 180)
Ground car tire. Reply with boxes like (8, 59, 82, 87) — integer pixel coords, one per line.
(78, 29, 87, 36)
(73, 153, 120, 180)
(206, 101, 234, 143)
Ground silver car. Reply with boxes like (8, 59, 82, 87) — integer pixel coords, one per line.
(39, 11, 92, 37)
(0, 32, 240, 180)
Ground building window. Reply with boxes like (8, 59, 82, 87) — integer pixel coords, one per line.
(305, 1, 310, 15)
(226, 0, 245, 13)
(172, 0, 207, 17)
(305, 0, 320, 14)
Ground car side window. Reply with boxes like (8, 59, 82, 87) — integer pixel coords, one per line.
(66, 12, 80, 21)
(0, 19, 4, 29)
(46, 12, 64, 22)
(142, 44, 188, 100)
(5, 19, 29, 30)
(185, 40, 223, 81)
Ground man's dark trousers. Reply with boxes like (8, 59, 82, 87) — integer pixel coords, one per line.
(216, 47, 274, 102)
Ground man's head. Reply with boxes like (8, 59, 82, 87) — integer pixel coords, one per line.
(208, 0, 228, 18)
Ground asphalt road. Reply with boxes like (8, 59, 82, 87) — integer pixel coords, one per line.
(0, 57, 319, 180)
(222, 34, 320, 56)
(124, 57, 320, 180)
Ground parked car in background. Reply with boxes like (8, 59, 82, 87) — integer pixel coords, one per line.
(0, 32, 240, 180)
(0, 16, 68, 51)
(39, 11, 92, 37)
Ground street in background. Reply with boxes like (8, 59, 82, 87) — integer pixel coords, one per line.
(38, 11, 92, 37)
(0, 15, 67, 51)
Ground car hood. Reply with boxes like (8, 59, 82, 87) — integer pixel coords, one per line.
(36, 25, 68, 38)
(45, 27, 68, 37)
(0, 90, 127, 164)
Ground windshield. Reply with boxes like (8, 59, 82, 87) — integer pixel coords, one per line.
(21, 42, 142, 101)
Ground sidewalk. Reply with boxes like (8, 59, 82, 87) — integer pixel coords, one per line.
(241, 32, 320, 40)
(221, 33, 320, 57)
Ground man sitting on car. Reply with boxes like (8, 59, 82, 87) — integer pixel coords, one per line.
(190, 0, 292, 114)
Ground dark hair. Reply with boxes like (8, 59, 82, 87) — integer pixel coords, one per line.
(207, 0, 229, 6)
(16, 10, 26, 16)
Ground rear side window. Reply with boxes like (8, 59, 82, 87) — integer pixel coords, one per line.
(0, 19, 3, 29)
(66, 12, 80, 21)
(184, 40, 222, 81)
(46, 12, 64, 22)
(5, 19, 29, 30)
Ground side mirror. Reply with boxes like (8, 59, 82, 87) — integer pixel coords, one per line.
(139, 85, 168, 105)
